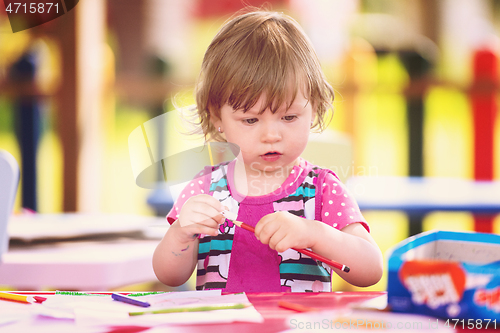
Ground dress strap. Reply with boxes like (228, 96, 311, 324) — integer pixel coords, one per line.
(314, 168, 341, 221)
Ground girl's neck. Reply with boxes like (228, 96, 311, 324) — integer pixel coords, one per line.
(232, 158, 300, 197)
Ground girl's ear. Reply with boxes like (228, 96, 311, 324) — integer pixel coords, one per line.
(311, 108, 318, 127)
(209, 108, 223, 133)
(209, 111, 222, 129)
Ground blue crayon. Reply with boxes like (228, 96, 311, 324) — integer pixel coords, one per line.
(112, 293, 151, 307)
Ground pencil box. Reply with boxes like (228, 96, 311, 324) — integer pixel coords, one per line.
(387, 230, 500, 322)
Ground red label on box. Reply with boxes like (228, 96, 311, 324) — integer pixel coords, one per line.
(399, 261, 466, 309)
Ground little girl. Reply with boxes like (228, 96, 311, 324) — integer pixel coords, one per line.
(153, 9, 383, 292)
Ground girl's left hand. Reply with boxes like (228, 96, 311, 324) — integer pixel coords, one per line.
(254, 211, 316, 253)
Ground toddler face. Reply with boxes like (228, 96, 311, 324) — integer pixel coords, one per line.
(217, 91, 315, 178)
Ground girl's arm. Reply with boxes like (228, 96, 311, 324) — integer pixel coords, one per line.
(152, 220, 200, 287)
(152, 194, 225, 287)
(255, 212, 383, 287)
(308, 220, 383, 287)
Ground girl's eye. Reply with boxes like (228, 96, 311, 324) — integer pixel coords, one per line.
(283, 115, 297, 121)
(243, 118, 258, 125)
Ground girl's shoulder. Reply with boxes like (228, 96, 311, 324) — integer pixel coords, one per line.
(299, 158, 341, 182)
(194, 161, 231, 182)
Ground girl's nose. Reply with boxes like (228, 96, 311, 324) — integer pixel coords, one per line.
(261, 122, 282, 143)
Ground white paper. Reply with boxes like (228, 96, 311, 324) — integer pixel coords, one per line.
(35, 291, 263, 327)
(0, 300, 33, 328)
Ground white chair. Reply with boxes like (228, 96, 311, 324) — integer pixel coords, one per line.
(0, 150, 19, 262)
(301, 129, 353, 183)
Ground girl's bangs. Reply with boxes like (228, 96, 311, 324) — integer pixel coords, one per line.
(226, 61, 307, 114)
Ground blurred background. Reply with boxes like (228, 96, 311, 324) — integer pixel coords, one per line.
(1, 0, 500, 291)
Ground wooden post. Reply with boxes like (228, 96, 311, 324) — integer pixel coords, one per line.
(76, 0, 106, 212)
(400, 51, 432, 236)
(471, 49, 498, 233)
(54, 9, 79, 212)
(52, 0, 105, 212)
(9, 52, 40, 211)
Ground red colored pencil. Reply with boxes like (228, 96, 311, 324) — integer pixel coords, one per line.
(278, 301, 318, 312)
(231, 220, 350, 273)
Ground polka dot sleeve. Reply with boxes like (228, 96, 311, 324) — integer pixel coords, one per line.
(166, 170, 208, 225)
(320, 172, 369, 232)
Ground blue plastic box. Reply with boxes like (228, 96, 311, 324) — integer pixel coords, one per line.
(387, 230, 500, 321)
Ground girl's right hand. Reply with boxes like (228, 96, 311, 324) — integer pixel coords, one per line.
(176, 194, 226, 242)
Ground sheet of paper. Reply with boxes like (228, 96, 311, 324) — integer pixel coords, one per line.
(133, 289, 222, 305)
(35, 291, 263, 327)
(119, 293, 264, 326)
(0, 300, 32, 327)
(39, 290, 222, 316)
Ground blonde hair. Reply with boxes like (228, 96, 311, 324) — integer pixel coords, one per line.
(194, 9, 334, 142)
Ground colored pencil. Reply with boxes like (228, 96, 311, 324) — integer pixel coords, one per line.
(230, 220, 350, 273)
(112, 293, 151, 307)
(278, 301, 318, 312)
(0, 291, 39, 304)
(129, 303, 248, 316)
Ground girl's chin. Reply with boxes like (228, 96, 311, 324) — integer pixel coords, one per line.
(245, 160, 298, 174)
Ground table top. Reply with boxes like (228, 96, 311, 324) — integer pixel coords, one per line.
(1, 213, 167, 290)
(0, 291, 384, 333)
(0, 239, 159, 290)
(232, 292, 384, 333)
(1, 291, 494, 332)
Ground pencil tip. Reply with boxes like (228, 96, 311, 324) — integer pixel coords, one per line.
(344, 266, 350, 273)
